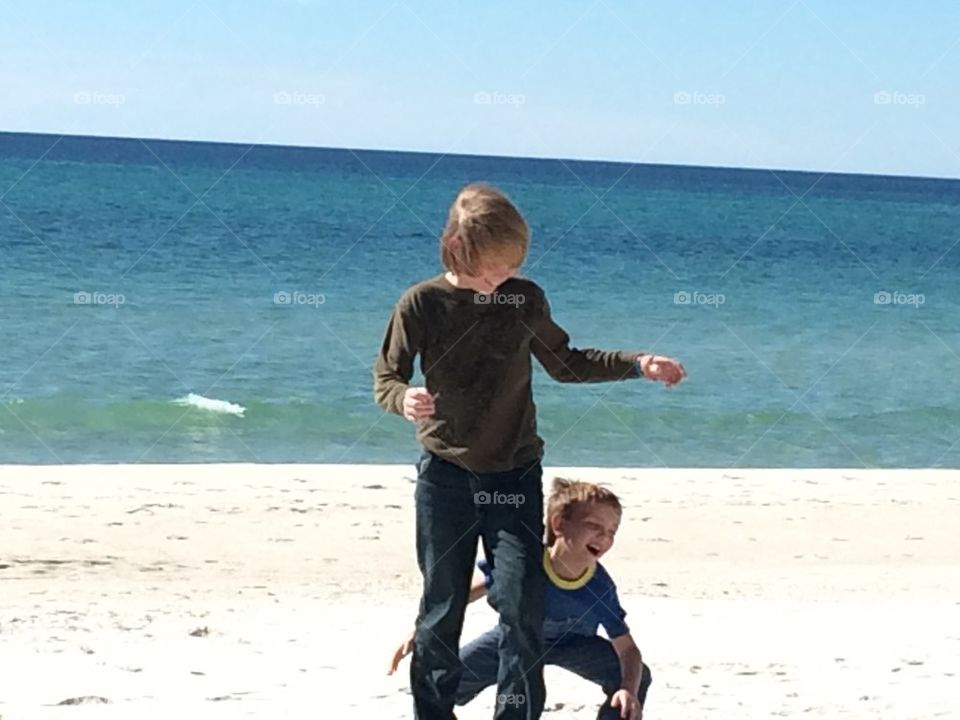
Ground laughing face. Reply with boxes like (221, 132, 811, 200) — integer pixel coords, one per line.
(554, 502, 621, 564)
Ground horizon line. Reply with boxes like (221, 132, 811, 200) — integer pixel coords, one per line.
(2, 128, 958, 184)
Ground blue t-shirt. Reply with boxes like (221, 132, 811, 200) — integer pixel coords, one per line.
(477, 548, 629, 642)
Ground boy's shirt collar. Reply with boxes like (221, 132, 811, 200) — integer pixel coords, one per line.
(542, 547, 596, 590)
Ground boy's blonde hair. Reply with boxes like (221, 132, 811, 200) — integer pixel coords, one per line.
(545, 477, 623, 546)
(440, 183, 529, 275)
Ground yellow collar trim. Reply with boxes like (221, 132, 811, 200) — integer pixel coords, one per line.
(543, 547, 595, 590)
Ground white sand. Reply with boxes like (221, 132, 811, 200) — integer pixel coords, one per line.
(1, 464, 958, 719)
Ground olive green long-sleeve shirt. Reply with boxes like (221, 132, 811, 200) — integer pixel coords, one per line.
(373, 274, 646, 473)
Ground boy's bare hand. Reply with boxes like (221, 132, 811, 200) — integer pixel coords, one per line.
(639, 354, 686, 388)
(610, 689, 641, 720)
(387, 632, 415, 675)
(402, 387, 436, 422)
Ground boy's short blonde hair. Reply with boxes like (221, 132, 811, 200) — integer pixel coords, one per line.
(546, 477, 623, 547)
(440, 183, 529, 275)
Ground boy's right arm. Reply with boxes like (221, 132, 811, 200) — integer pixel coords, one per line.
(388, 630, 415, 675)
(387, 571, 488, 674)
(373, 296, 422, 416)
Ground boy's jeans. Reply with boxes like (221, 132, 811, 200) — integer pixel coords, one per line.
(411, 450, 546, 720)
(457, 629, 653, 720)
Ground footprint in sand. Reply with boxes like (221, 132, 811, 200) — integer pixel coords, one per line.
(56, 696, 111, 705)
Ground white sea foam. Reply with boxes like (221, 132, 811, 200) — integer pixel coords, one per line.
(173, 393, 246, 417)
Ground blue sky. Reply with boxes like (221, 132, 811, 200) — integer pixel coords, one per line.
(1, 1, 958, 178)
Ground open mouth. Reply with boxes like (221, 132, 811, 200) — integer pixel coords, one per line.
(586, 544, 601, 557)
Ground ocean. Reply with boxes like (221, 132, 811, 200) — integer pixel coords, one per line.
(2, 131, 959, 467)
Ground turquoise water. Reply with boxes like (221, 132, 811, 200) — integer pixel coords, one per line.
(2, 131, 959, 467)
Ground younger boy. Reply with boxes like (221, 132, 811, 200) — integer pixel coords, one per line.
(390, 478, 651, 720)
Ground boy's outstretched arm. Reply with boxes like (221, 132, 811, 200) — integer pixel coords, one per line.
(530, 289, 685, 386)
(529, 289, 646, 383)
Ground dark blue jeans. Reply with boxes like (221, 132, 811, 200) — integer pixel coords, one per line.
(457, 629, 653, 720)
(411, 450, 546, 720)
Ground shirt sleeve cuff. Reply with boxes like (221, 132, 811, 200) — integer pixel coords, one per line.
(634, 354, 649, 379)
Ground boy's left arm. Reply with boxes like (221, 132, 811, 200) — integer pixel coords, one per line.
(610, 633, 644, 719)
(530, 288, 684, 386)
(611, 633, 643, 693)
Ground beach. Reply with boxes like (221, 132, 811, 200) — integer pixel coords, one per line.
(3, 3, 959, 718)
(1, 464, 957, 719)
